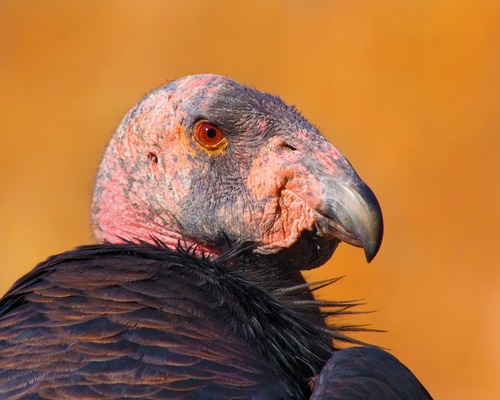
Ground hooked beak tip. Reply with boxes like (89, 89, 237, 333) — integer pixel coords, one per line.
(364, 228, 382, 263)
(358, 183, 383, 263)
(318, 179, 383, 263)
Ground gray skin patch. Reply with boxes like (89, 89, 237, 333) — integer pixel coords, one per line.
(91, 74, 382, 272)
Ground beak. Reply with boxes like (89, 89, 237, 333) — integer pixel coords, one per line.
(315, 174, 384, 263)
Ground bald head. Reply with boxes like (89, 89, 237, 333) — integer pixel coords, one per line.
(91, 74, 382, 269)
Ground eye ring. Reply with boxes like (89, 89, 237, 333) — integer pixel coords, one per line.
(193, 121, 227, 150)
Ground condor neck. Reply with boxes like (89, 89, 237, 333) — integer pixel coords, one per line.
(91, 178, 222, 258)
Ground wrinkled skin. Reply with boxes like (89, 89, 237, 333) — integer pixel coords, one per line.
(0, 75, 432, 399)
(92, 74, 382, 270)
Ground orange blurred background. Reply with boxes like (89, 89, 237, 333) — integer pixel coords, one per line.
(0, 1, 498, 398)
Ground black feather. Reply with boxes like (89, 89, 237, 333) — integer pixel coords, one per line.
(0, 242, 369, 399)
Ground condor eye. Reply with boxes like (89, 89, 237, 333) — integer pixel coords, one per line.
(194, 121, 227, 150)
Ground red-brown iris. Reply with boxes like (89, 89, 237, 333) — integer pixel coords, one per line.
(194, 121, 226, 150)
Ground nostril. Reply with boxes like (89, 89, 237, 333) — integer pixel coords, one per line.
(278, 141, 297, 151)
